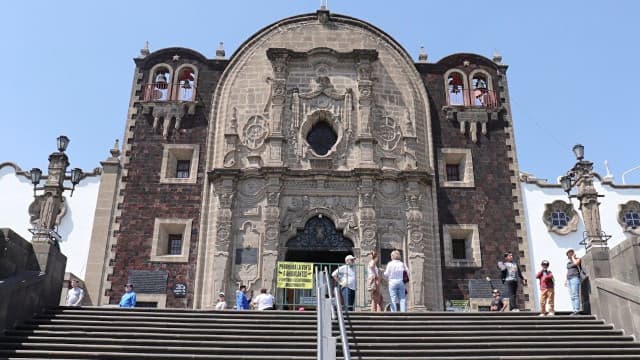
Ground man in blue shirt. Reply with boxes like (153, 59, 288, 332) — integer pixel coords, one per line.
(235, 285, 252, 310)
(119, 283, 137, 308)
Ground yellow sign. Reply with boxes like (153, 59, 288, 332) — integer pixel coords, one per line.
(276, 261, 314, 289)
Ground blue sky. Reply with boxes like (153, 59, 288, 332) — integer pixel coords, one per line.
(2, 1, 639, 184)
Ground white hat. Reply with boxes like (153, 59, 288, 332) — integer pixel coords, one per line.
(566, 248, 575, 256)
(218, 292, 225, 297)
(345, 255, 356, 261)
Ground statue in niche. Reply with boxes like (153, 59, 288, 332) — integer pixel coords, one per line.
(403, 141, 418, 170)
(229, 107, 238, 133)
(404, 108, 415, 137)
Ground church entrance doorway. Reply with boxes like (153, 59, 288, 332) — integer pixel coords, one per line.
(280, 216, 357, 309)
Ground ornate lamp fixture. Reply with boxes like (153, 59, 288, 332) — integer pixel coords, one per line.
(27, 136, 85, 244)
(559, 144, 610, 249)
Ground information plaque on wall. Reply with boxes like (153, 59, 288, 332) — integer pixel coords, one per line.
(235, 248, 258, 265)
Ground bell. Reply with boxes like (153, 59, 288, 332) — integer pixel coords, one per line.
(156, 73, 167, 85)
(182, 80, 191, 89)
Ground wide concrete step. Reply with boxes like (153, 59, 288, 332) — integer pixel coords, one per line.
(4, 329, 316, 342)
(0, 350, 315, 360)
(6, 329, 632, 343)
(0, 342, 315, 356)
(23, 319, 315, 329)
(14, 324, 317, 335)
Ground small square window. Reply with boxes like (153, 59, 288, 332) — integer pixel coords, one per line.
(168, 234, 183, 255)
(176, 160, 191, 179)
(443, 224, 481, 268)
(451, 238, 466, 259)
(440, 148, 474, 188)
(160, 144, 199, 184)
(151, 218, 192, 263)
(446, 164, 460, 181)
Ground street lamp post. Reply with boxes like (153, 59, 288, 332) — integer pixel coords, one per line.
(559, 144, 610, 250)
(27, 135, 84, 245)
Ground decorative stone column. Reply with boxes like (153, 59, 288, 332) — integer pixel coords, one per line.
(405, 180, 427, 311)
(265, 49, 289, 167)
(262, 175, 282, 291)
(357, 177, 377, 255)
(211, 175, 236, 302)
(354, 51, 378, 168)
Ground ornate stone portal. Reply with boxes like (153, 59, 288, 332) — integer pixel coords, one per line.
(196, 11, 442, 310)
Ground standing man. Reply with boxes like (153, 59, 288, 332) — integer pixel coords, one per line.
(332, 254, 357, 311)
(235, 285, 252, 311)
(65, 279, 85, 307)
(536, 260, 555, 316)
(497, 252, 527, 311)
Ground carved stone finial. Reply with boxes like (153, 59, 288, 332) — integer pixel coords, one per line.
(317, 8, 330, 24)
(139, 41, 150, 57)
(418, 46, 428, 63)
(492, 50, 503, 64)
(110, 139, 121, 159)
(216, 42, 226, 59)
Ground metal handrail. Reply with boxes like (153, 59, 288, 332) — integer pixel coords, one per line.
(445, 88, 499, 109)
(316, 269, 324, 360)
(324, 267, 336, 320)
(334, 286, 351, 360)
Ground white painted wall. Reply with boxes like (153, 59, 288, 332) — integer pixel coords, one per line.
(0, 164, 100, 279)
(521, 176, 639, 311)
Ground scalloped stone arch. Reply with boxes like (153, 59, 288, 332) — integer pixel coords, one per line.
(206, 11, 434, 171)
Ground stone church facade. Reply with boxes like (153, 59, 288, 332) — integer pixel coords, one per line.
(84, 10, 531, 310)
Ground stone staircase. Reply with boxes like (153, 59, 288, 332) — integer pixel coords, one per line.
(1, 307, 640, 359)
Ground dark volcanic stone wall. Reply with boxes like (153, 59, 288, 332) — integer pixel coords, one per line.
(108, 49, 226, 307)
(417, 56, 525, 308)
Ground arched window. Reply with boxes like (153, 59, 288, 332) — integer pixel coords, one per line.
(149, 66, 172, 101)
(175, 66, 197, 101)
(447, 72, 465, 106)
(471, 74, 489, 106)
(306, 121, 337, 156)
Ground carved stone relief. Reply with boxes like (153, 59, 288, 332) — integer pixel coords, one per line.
(286, 216, 353, 250)
(29, 193, 67, 230)
(242, 115, 269, 150)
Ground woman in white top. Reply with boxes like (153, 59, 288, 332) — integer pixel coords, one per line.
(367, 251, 383, 312)
(383, 250, 408, 312)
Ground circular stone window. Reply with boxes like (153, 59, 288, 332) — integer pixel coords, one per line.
(306, 121, 337, 156)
